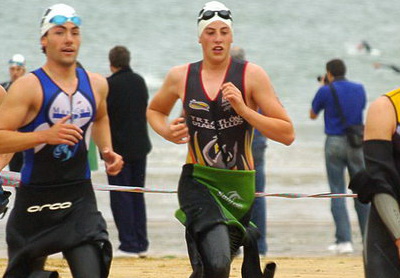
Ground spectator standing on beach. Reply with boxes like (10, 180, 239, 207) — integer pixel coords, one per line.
(106, 45, 152, 258)
(231, 46, 268, 256)
(1, 54, 27, 172)
(0, 4, 123, 277)
(310, 58, 370, 254)
(349, 87, 400, 277)
(147, 1, 294, 277)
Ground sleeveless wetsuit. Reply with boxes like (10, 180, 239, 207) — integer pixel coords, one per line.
(4, 68, 111, 278)
(177, 59, 266, 278)
(19, 67, 95, 185)
(363, 88, 400, 277)
(184, 58, 254, 170)
(179, 58, 255, 230)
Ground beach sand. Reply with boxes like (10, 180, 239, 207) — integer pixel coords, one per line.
(0, 148, 367, 277)
(0, 256, 364, 277)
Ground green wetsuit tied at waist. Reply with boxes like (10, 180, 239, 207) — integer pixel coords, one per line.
(176, 164, 255, 234)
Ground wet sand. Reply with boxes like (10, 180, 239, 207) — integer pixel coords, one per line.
(0, 145, 366, 276)
(0, 256, 364, 278)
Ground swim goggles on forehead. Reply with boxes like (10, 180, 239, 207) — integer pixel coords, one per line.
(49, 15, 82, 26)
(197, 10, 232, 23)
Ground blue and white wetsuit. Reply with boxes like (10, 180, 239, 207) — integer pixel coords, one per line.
(20, 67, 96, 185)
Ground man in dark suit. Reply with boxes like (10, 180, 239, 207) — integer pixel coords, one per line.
(107, 45, 152, 257)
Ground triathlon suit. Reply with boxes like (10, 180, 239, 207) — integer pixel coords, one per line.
(4, 68, 111, 278)
(177, 58, 271, 278)
(184, 58, 253, 170)
(363, 88, 400, 277)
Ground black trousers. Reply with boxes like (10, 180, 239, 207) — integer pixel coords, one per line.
(107, 158, 148, 253)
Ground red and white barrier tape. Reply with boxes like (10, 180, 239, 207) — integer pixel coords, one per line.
(0, 171, 357, 199)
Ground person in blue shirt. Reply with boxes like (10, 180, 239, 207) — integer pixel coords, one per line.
(310, 58, 370, 254)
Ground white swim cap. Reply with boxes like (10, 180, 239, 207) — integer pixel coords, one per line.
(9, 54, 25, 67)
(197, 1, 233, 37)
(40, 3, 81, 37)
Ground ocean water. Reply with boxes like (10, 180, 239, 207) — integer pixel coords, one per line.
(0, 0, 399, 256)
(1, 0, 400, 148)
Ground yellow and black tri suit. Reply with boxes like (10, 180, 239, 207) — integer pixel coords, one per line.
(351, 88, 400, 277)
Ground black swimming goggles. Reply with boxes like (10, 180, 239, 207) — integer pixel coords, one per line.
(197, 9, 232, 23)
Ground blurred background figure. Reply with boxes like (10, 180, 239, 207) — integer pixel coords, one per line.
(355, 40, 381, 56)
(106, 45, 152, 258)
(1, 54, 26, 172)
(231, 46, 268, 256)
(1, 54, 26, 91)
(310, 58, 370, 254)
(373, 62, 400, 74)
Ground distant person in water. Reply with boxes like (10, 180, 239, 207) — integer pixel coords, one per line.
(356, 40, 381, 56)
(357, 40, 371, 53)
(373, 62, 400, 74)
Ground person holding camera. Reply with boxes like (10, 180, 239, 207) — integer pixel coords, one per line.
(309, 59, 370, 254)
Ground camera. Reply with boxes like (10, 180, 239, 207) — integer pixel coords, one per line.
(317, 74, 329, 85)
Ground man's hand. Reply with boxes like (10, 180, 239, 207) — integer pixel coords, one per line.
(101, 147, 124, 176)
(221, 82, 248, 116)
(40, 115, 83, 145)
(164, 117, 190, 144)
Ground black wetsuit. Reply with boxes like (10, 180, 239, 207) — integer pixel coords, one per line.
(179, 59, 274, 278)
(352, 88, 400, 277)
(3, 68, 112, 278)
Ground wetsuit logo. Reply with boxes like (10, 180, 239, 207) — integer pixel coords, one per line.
(27, 201, 72, 213)
(217, 190, 244, 209)
(221, 98, 232, 111)
(226, 191, 243, 201)
(189, 99, 210, 112)
(48, 91, 93, 161)
(49, 91, 93, 128)
(53, 144, 78, 161)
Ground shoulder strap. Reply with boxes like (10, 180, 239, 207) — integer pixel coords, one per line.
(329, 83, 348, 128)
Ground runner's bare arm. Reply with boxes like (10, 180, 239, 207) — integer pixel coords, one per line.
(0, 74, 83, 154)
(222, 63, 294, 145)
(147, 65, 189, 144)
(89, 72, 123, 175)
(364, 96, 395, 141)
(0, 154, 13, 171)
(0, 85, 5, 101)
(0, 85, 13, 169)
